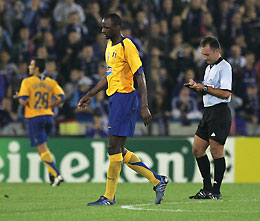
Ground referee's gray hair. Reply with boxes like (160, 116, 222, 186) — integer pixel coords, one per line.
(200, 36, 221, 50)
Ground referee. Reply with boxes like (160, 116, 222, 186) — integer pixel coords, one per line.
(185, 36, 232, 199)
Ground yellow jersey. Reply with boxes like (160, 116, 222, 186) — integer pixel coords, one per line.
(105, 37, 143, 96)
(19, 75, 65, 118)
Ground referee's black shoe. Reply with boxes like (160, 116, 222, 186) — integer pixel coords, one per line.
(210, 192, 222, 200)
(189, 189, 212, 199)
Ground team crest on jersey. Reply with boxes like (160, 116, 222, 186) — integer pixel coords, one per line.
(112, 51, 117, 58)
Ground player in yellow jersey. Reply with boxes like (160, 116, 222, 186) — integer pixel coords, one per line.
(14, 58, 65, 186)
(78, 14, 168, 206)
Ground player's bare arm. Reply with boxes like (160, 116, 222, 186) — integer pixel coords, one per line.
(51, 96, 65, 109)
(78, 76, 108, 110)
(135, 73, 152, 127)
(13, 92, 28, 106)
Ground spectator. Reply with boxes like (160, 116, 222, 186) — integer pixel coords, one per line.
(0, 0, 15, 37)
(182, 0, 206, 46)
(85, 90, 108, 138)
(36, 45, 48, 60)
(228, 94, 243, 135)
(0, 72, 9, 105)
(132, 10, 148, 43)
(63, 11, 88, 41)
(121, 22, 144, 58)
(92, 32, 106, 61)
(171, 87, 202, 125)
(59, 30, 83, 80)
(78, 45, 98, 78)
(31, 14, 55, 45)
(44, 59, 64, 85)
(173, 68, 198, 99)
(53, 0, 85, 29)
(43, 31, 58, 61)
(92, 61, 107, 85)
(213, 0, 234, 48)
(169, 15, 183, 36)
(227, 44, 246, 74)
(0, 50, 18, 85)
(69, 76, 94, 120)
(0, 25, 12, 52)
(242, 5, 260, 56)
(227, 12, 244, 46)
(200, 11, 218, 38)
(235, 51, 259, 96)
(12, 26, 34, 63)
(151, 92, 171, 136)
(237, 83, 260, 135)
(84, 2, 102, 44)
(0, 97, 18, 132)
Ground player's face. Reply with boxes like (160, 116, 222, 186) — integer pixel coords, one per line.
(28, 60, 36, 75)
(201, 44, 219, 65)
(101, 18, 116, 40)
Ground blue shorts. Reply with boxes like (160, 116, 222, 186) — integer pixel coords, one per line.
(27, 115, 53, 147)
(108, 91, 139, 137)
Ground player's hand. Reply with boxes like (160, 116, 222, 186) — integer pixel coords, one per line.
(78, 94, 92, 110)
(184, 79, 196, 88)
(141, 106, 152, 127)
(190, 83, 204, 91)
(13, 91, 19, 99)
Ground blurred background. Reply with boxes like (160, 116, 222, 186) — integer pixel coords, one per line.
(0, 0, 259, 137)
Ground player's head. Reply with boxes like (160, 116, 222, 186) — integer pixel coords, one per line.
(200, 36, 221, 65)
(29, 58, 45, 75)
(102, 13, 121, 40)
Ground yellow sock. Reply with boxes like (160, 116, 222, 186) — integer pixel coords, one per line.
(104, 153, 123, 201)
(123, 150, 160, 186)
(40, 151, 60, 177)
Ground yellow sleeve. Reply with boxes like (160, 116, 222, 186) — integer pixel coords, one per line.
(124, 39, 143, 75)
(19, 79, 30, 97)
(53, 81, 65, 99)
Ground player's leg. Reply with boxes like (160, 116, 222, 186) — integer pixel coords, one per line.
(30, 116, 62, 186)
(209, 139, 225, 199)
(104, 135, 125, 201)
(189, 135, 213, 199)
(193, 135, 211, 190)
(88, 135, 125, 206)
(208, 103, 231, 199)
(37, 143, 61, 178)
(122, 147, 161, 186)
(122, 147, 168, 204)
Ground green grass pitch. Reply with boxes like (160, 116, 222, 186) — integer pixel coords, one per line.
(1, 183, 260, 221)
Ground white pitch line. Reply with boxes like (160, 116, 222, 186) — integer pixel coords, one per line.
(121, 199, 260, 213)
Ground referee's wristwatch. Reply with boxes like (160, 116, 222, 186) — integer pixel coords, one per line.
(202, 85, 208, 94)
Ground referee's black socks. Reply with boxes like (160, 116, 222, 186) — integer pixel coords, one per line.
(196, 155, 212, 191)
(212, 157, 226, 194)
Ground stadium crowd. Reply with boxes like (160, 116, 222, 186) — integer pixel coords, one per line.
(0, 0, 259, 136)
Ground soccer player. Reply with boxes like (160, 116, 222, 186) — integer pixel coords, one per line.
(15, 58, 65, 186)
(185, 36, 232, 199)
(78, 13, 168, 206)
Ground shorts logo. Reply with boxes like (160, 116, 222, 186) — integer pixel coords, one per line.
(211, 132, 216, 137)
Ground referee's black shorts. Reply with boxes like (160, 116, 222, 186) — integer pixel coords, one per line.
(195, 103, 231, 145)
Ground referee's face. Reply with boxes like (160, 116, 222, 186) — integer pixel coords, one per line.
(201, 44, 219, 65)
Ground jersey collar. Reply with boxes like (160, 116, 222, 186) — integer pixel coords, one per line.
(210, 57, 223, 68)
